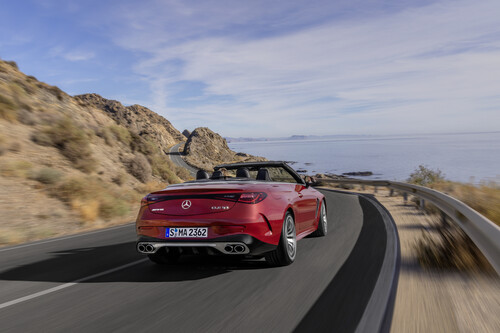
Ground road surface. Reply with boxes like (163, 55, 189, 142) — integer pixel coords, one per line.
(0, 190, 398, 332)
(169, 142, 199, 177)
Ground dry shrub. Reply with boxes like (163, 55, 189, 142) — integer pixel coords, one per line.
(149, 154, 179, 184)
(415, 224, 493, 272)
(0, 159, 33, 177)
(31, 130, 53, 146)
(96, 127, 115, 146)
(99, 196, 130, 219)
(30, 167, 62, 185)
(0, 94, 18, 122)
(112, 172, 127, 186)
(175, 166, 192, 181)
(5, 61, 18, 70)
(8, 141, 22, 152)
(0, 228, 26, 246)
(130, 133, 158, 156)
(109, 125, 132, 145)
(127, 152, 152, 183)
(71, 198, 100, 222)
(32, 117, 96, 173)
(439, 182, 500, 227)
(48, 85, 64, 101)
(0, 134, 6, 156)
(407, 165, 499, 271)
(135, 180, 166, 194)
(53, 176, 135, 222)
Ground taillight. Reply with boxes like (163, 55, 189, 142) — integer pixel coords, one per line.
(140, 197, 149, 207)
(238, 192, 267, 204)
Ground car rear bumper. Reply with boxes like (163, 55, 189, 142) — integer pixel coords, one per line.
(136, 234, 276, 256)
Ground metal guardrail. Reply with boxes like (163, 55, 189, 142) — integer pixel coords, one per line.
(317, 178, 500, 275)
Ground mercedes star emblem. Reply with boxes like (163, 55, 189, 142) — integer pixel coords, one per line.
(181, 200, 192, 209)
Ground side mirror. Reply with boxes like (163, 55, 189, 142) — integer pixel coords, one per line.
(305, 176, 316, 188)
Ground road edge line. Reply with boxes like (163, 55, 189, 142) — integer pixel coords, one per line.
(0, 259, 147, 310)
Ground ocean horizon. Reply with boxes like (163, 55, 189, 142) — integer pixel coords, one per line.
(228, 132, 500, 184)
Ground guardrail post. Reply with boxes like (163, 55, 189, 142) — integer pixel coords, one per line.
(403, 192, 408, 205)
(420, 199, 425, 210)
(361, 185, 365, 191)
(441, 210, 449, 229)
(389, 189, 394, 197)
(374, 186, 378, 193)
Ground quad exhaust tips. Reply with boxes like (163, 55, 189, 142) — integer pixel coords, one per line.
(137, 242, 249, 255)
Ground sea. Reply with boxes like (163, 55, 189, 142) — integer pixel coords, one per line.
(228, 132, 500, 184)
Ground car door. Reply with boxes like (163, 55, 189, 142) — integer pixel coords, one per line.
(293, 184, 318, 233)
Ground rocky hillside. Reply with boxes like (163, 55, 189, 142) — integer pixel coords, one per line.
(184, 127, 266, 170)
(74, 94, 184, 151)
(0, 59, 191, 245)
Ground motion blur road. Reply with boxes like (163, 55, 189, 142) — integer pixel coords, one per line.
(0, 190, 395, 332)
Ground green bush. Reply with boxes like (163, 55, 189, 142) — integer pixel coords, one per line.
(30, 167, 63, 185)
(407, 165, 445, 186)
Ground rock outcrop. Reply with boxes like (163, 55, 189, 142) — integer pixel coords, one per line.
(74, 93, 184, 150)
(182, 129, 191, 138)
(184, 127, 266, 170)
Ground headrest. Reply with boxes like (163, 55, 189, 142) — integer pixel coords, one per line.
(256, 168, 271, 181)
(236, 167, 250, 178)
(211, 170, 223, 179)
(196, 170, 209, 180)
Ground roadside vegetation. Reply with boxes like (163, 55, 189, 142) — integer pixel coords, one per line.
(0, 58, 192, 245)
(408, 165, 498, 272)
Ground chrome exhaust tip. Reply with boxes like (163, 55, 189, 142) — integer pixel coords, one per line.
(234, 245, 245, 253)
(224, 245, 234, 253)
(137, 243, 156, 253)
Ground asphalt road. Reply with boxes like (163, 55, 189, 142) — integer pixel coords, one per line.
(0, 190, 393, 332)
(169, 142, 199, 177)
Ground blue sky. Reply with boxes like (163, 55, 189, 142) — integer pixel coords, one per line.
(1, 0, 499, 137)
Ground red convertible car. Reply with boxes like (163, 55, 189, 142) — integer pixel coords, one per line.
(136, 161, 327, 266)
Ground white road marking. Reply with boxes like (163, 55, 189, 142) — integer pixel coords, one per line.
(0, 258, 147, 310)
(0, 223, 134, 252)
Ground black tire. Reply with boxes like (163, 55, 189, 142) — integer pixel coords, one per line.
(310, 199, 327, 237)
(265, 211, 296, 266)
(147, 248, 180, 265)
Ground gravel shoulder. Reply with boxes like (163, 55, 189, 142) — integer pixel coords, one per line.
(327, 186, 500, 332)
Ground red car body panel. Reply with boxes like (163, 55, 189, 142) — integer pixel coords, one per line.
(136, 164, 325, 257)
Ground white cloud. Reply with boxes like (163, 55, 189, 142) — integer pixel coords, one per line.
(49, 46, 95, 62)
(62, 51, 95, 62)
(109, 0, 500, 136)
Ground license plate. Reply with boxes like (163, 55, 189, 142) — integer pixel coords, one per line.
(166, 227, 208, 238)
